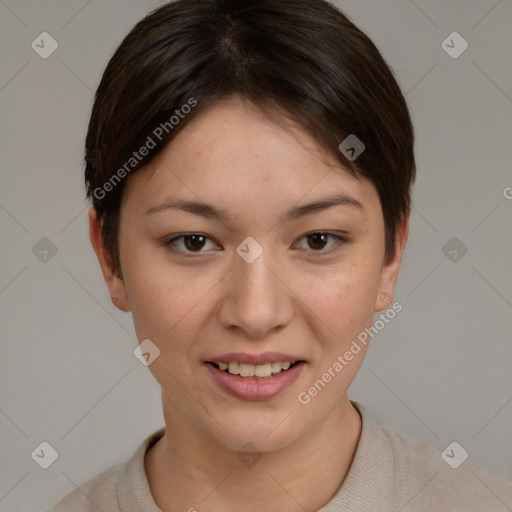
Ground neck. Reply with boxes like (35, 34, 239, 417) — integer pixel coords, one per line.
(145, 394, 362, 512)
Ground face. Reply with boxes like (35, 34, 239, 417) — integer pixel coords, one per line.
(90, 96, 407, 453)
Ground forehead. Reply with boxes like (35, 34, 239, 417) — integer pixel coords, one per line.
(121, 97, 380, 219)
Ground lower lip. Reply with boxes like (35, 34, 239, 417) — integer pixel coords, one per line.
(205, 362, 305, 400)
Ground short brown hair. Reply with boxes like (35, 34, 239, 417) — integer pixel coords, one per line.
(85, 0, 415, 275)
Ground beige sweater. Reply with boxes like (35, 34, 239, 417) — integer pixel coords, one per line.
(47, 402, 512, 511)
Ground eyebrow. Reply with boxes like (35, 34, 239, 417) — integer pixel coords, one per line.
(144, 193, 364, 222)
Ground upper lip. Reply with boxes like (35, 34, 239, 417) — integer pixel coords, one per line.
(206, 352, 305, 365)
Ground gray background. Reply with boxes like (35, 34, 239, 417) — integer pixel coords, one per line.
(0, 0, 511, 510)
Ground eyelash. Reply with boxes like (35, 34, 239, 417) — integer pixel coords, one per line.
(163, 232, 349, 257)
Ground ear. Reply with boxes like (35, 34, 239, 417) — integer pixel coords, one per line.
(374, 214, 409, 312)
(88, 206, 131, 312)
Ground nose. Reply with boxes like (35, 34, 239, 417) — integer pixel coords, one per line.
(216, 245, 294, 338)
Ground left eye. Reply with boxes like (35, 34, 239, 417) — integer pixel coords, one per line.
(293, 232, 347, 253)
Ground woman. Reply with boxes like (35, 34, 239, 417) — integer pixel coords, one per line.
(48, 0, 512, 510)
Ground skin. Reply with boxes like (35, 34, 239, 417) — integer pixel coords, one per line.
(89, 96, 408, 512)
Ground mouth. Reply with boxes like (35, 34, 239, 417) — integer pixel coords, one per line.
(204, 355, 306, 400)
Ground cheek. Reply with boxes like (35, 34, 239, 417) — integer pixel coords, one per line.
(121, 251, 197, 343)
(298, 258, 382, 339)
(122, 255, 225, 367)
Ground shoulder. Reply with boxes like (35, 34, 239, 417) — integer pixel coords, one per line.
(46, 426, 165, 512)
(380, 421, 512, 511)
(333, 402, 512, 512)
(46, 461, 125, 512)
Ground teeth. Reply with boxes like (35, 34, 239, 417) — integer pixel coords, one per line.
(271, 362, 281, 373)
(217, 361, 295, 377)
(239, 364, 255, 377)
(228, 362, 239, 375)
(255, 363, 272, 377)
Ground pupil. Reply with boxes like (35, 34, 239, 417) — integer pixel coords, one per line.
(185, 234, 205, 251)
(308, 233, 327, 250)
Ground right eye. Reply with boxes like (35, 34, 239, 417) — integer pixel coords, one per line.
(164, 233, 220, 255)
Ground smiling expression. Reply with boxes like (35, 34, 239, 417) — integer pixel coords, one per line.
(96, 95, 406, 452)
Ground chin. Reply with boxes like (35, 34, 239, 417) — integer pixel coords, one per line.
(202, 408, 309, 453)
